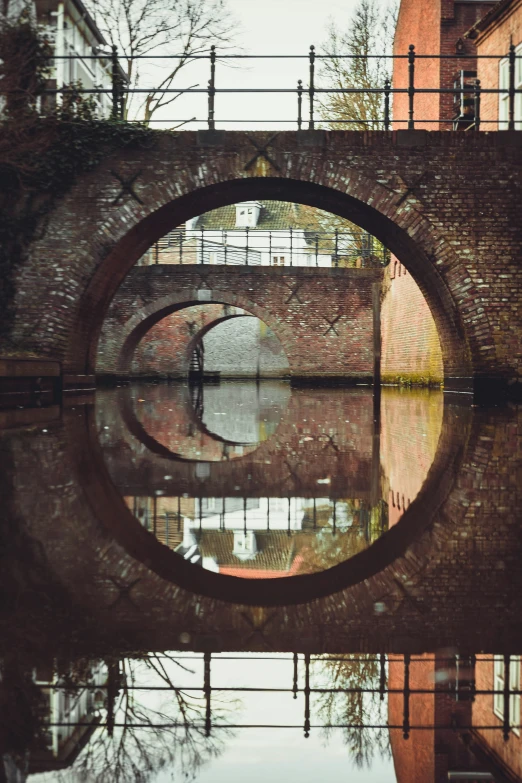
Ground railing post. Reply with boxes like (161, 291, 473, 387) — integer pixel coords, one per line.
(204, 652, 212, 737)
(508, 44, 516, 131)
(474, 79, 481, 132)
(245, 226, 249, 266)
(201, 228, 205, 264)
(503, 654, 511, 741)
(308, 45, 315, 130)
(293, 653, 299, 699)
(403, 653, 411, 740)
(208, 45, 216, 130)
(408, 44, 415, 130)
(334, 229, 339, 267)
(315, 234, 319, 267)
(384, 78, 391, 131)
(111, 45, 121, 120)
(269, 230, 272, 266)
(224, 230, 228, 265)
(304, 653, 311, 738)
(290, 227, 293, 267)
(297, 80, 303, 130)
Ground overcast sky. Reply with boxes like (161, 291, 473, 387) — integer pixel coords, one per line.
(143, 0, 377, 129)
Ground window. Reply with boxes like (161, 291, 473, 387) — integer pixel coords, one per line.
(493, 655, 521, 734)
(499, 43, 522, 130)
(273, 256, 285, 266)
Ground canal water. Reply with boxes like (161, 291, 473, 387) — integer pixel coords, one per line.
(0, 381, 520, 782)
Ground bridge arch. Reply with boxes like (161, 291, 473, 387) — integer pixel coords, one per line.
(18, 131, 518, 389)
(77, 175, 474, 383)
(116, 290, 289, 376)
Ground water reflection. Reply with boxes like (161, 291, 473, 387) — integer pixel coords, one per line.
(97, 382, 440, 577)
(1, 383, 521, 781)
(5, 651, 522, 782)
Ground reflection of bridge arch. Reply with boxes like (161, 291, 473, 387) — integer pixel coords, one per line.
(119, 384, 268, 462)
(85, 392, 466, 606)
(186, 312, 254, 379)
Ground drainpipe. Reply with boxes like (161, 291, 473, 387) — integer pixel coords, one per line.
(55, 2, 65, 103)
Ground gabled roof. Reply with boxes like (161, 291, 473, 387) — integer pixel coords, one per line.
(196, 201, 312, 231)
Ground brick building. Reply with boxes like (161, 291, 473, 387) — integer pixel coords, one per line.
(466, 0, 522, 129)
(393, 0, 497, 129)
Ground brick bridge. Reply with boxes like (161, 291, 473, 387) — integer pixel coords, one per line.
(5, 130, 522, 395)
(97, 265, 380, 382)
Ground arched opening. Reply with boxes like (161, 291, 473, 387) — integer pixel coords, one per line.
(81, 178, 470, 383)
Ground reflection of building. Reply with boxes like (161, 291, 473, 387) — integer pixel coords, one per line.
(29, 662, 106, 773)
(174, 497, 385, 578)
(389, 653, 522, 782)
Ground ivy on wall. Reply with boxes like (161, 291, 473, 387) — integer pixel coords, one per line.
(0, 15, 158, 347)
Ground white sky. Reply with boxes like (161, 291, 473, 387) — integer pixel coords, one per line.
(139, 0, 373, 129)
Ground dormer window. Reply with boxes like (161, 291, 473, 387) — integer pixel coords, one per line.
(233, 531, 258, 560)
(235, 201, 262, 228)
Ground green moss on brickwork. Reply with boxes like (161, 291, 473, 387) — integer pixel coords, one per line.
(381, 373, 443, 388)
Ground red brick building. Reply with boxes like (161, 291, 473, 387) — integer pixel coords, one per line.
(393, 0, 497, 129)
(466, 0, 522, 129)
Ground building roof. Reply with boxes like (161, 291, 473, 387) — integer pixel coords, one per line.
(195, 201, 318, 231)
(465, 0, 519, 39)
(197, 529, 296, 572)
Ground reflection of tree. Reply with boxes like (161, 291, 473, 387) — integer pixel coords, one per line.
(51, 653, 237, 783)
(298, 501, 388, 574)
(314, 655, 390, 768)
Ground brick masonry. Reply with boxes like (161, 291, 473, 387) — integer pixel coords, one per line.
(3, 130, 521, 394)
(97, 265, 379, 382)
(393, 0, 497, 130)
(381, 258, 444, 385)
(101, 303, 290, 379)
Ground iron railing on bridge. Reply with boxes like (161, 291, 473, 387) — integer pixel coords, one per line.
(140, 228, 390, 268)
(34, 46, 522, 130)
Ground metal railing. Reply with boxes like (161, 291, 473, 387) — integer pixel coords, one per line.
(36, 653, 522, 741)
(37, 46, 522, 129)
(141, 228, 390, 268)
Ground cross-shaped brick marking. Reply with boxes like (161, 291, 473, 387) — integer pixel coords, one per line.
(244, 134, 281, 172)
(284, 280, 305, 305)
(394, 170, 433, 207)
(107, 576, 142, 610)
(110, 170, 144, 206)
(240, 610, 277, 650)
(322, 313, 342, 336)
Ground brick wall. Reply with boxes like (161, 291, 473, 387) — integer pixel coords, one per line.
(393, 0, 495, 129)
(381, 258, 443, 386)
(97, 265, 380, 382)
(126, 304, 225, 377)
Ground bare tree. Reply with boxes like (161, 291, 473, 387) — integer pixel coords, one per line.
(84, 0, 236, 125)
(319, 0, 398, 130)
(314, 654, 391, 768)
(50, 653, 238, 783)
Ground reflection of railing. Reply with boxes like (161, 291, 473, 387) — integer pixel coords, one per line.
(141, 228, 390, 268)
(41, 653, 522, 742)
